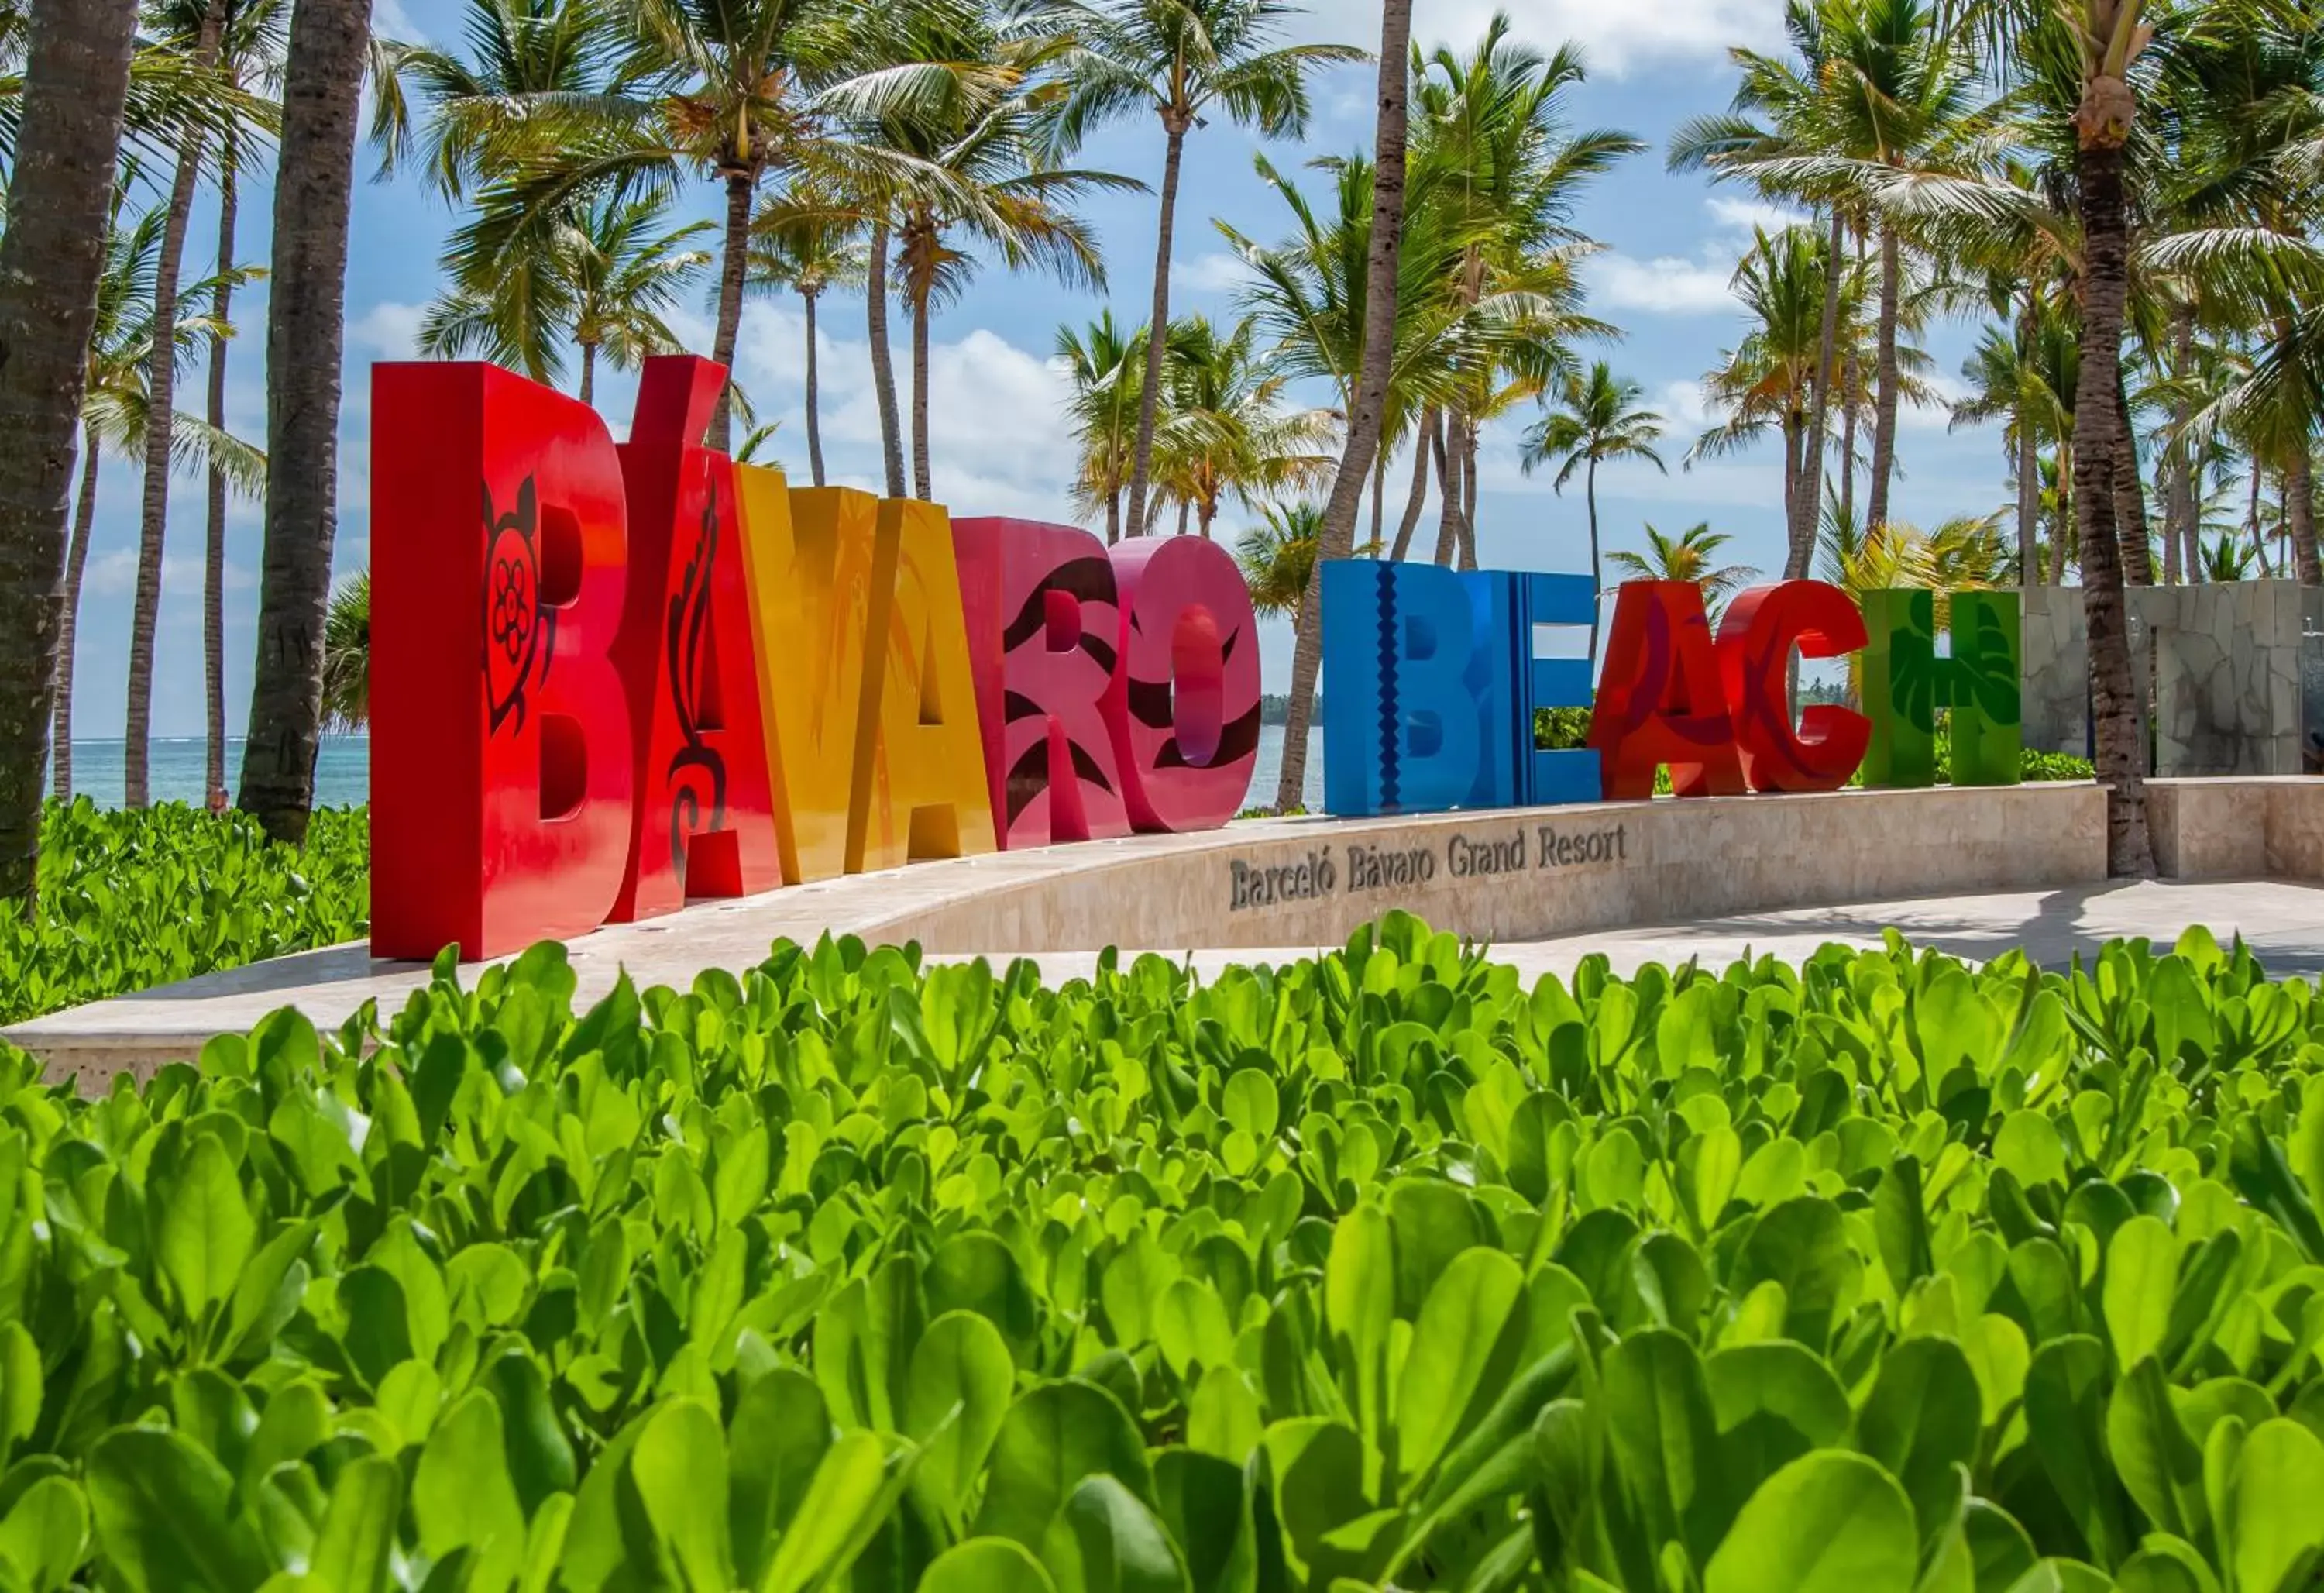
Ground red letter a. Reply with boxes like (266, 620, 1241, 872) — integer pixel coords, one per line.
(1589, 580, 1745, 800)
(607, 356, 782, 920)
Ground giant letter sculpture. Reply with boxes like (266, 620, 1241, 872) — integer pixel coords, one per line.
(607, 356, 782, 919)
(371, 363, 634, 959)
(953, 518, 1131, 848)
(1590, 580, 1745, 799)
(854, 499, 999, 870)
(1716, 581, 1871, 793)
(1108, 535, 1263, 831)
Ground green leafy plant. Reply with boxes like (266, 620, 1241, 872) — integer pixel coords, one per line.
(0, 913, 2317, 1591)
(1, 799, 368, 1022)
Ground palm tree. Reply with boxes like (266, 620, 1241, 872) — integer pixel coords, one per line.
(751, 183, 865, 487)
(1521, 361, 1666, 667)
(1950, 295, 2077, 583)
(1411, 21, 1640, 572)
(1151, 314, 1332, 538)
(1236, 499, 1319, 616)
(831, 15, 1133, 503)
(240, 0, 374, 847)
(2064, 0, 2155, 875)
(203, 0, 290, 811)
(320, 570, 369, 733)
(1039, 0, 1360, 542)
(1608, 522, 1758, 624)
(0, 0, 140, 902)
(1057, 311, 1146, 542)
(1689, 225, 1843, 545)
(1274, 0, 1411, 810)
(421, 191, 711, 403)
(57, 181, 263, 802)
(123, 0, 235, 812)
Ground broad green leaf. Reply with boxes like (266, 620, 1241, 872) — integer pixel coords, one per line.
(921, 1538, 1058, 1593)
(156, 1134, 255, 1324)
(1858, 1337, 1982, 1548)
(1703, 1451, 1918, 1593)
(1043, 1475, 1191, 1593)
(906, 1311, 1016, 1533)
(0, 1478, 86, 1593)
(975, 1382, 1153, 1550)
(307, 1457, 402, 1593)
(761, 1430, 902, 1593)
(1394, 1247, 1525, 1485)
(414, 1390, 528, 1593)
(87, 1428, 270, 1593)
(2230, 1419, 2324, 1593)
(2102, 1217, 2179, 1373)
(631, 1399, 732, 1593)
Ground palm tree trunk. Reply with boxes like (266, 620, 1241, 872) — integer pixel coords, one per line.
(2290, 446, 2319, 585)
(1867, 219, 1902, 535)
(2051, 442, 2072, 584)
(1784, 409, 1806, 556)
(1201, 498, 1219, 540)
(1389, 406, 1432, 560)
(867, 222, 905, 498)
(1796, 203, 1844, 575)
(705, 170, 752, 452)
(911, 291, 932, 502)
(1459, 426, 1480, 570)
(239, 0, 373, 847)
(2071, 114, 2153, 877)
(1585, 455, 1603, 671)
(1838, 361, 1858, 530)
(53, 428, 103, 802)
(125, 0, 229, 810)
(1433, 414, 1463, 566)
(1174, 500, 1190, 537)
(1368, 449, 1385, 552)
(0, 0, 139, 901)
(2113, 365, 2153, 585)
(1124, 119, 1189, 542)
(1105, 490, 1120, 546)
(205, 139, 239, 809)
(2016, 288, 2039, 587)
(1275, 0, 1412, 810)
(803, 289, 826, 487)
(579, 342, 596, 408)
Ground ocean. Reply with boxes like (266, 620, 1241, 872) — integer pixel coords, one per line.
(58, 728, 1329, 814)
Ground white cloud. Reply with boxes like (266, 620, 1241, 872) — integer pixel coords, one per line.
(1171, 252, 1248, 294)
(731, 303, 1082, 516)
(349, 301, 425, 360)
(1296, 0, 1786, 75)
(82, 551, 255, 600)
(1706, 196, 1810, 236)
(1591, 253, 1738, 315)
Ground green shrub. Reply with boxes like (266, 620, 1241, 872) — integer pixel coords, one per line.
(0, 914, 2318, 1591)
(0, 799, 368, 1023)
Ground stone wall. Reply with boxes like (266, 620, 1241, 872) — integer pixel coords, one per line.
(2020, 582, 2322, 776)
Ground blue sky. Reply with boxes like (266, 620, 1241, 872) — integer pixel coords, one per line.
(74, 0, 2013, 739)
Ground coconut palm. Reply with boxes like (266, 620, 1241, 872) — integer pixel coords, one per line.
(750, 183, 864, 487)
(202, 0, 290, 811)
(122, 0, 234, 812)
(1521, 361, 1667, 667)
(1151, 314, 1333, 538)
(0, 0, 140, 902)
(1037, 0, 1360, 542)
(1056, 311, 1146, 542)
(1409, 21, 1638, 569)
(1609, 522, 1758, 622)
(1272, 0, 1411, 810)
(1951, 294, 2078, 583)
(320, 570, 369, 734)
(240, 0, 376, 846)
(828, 14, 1135, 504)
(421, 191, 712, 402)
(1236, 499, 1320, 617)
(57, 181, 263, 802)
(2063, 0, 2156, 874)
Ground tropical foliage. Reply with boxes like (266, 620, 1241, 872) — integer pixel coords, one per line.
(0, 913, 2318, 1590)
(0, 798, 365, 1024)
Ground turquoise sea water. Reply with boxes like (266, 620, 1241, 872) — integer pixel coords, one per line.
(60, 728, 1327, 814)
